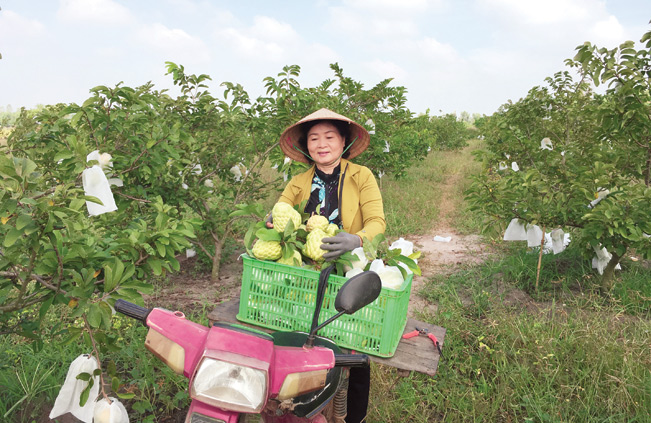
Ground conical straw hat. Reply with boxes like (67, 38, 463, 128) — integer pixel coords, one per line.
(279, 108, 371, 163)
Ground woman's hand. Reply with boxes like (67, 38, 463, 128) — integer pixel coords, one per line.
(265, 213, 274, 229)
(321, 232, 361, 260)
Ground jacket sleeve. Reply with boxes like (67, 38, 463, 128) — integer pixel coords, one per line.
(278, 177, 301, 206)
(354, 167, 386, 241)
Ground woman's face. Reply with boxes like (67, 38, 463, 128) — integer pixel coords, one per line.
(306, 122, 346, 171)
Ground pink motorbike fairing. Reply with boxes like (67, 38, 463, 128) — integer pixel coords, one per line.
(145, 308, 338, 421)
(187, 399, 241, 422)
(268, 345, 335, 395)
(146, 308, 210, 378)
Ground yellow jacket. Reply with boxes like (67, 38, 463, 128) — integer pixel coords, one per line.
(279, 158, 386, 241)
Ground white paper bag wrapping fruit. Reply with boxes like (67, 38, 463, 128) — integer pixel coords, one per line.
(344, 247, 368, 272)
(93, 397, 130, 423)
(49, 354, 100, 422)
(82, 165, 118, 216)
(503, 218, 527, 241)
(369, 259, 404, 290)
(389, 237, 414, 256)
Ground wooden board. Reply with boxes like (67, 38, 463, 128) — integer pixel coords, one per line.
(208, 298, 445, 377)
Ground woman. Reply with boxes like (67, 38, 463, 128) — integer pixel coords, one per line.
(270, 108, 385, 423)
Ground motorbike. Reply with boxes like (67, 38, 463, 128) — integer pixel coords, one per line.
(114, 266, 382, 423)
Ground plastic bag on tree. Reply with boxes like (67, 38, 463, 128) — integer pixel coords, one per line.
(93, 397, 129, 423)
(49, 354, 100, 422)
(82, 165, 118, 216)
(551, 229, 571, 254)
(591, 245, 621, 275)
(526, 224, 544, 248)
(504, 219, 527, 241)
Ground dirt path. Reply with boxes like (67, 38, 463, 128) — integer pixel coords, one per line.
(406, 164, 490, 318)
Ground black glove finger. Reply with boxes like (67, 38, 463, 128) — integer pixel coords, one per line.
(321, 236, 338, 244)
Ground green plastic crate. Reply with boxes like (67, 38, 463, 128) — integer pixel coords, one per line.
(236, 254, 412, 357)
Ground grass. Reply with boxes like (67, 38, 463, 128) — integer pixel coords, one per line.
(368, 257, 651, 422)
(366, 139, 651, 422)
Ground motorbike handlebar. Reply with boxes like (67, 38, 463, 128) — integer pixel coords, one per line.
(114, 299, 151, 325)
(334, 353, 370, 368)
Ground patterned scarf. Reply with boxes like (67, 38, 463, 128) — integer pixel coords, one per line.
(305, 165, 342, 227)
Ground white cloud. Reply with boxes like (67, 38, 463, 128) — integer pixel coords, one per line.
(327, 6, 420, 39)
(588, 16, 627, 46)
(342, 0, 435, 17)
(214, 16, 302, 63)
(250, 16, 297, 42)
(136, 23, 211, 64)
(363, 59, 408, 81)
(57, 0, 135, 25)
(477, 0, 596, 25)
(0, 10, 46, 38)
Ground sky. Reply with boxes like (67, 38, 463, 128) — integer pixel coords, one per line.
(1, 0, 650, 116)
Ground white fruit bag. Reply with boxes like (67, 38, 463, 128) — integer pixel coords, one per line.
(344, 247, 368, 272)
(503, 219, 527, 241)
(93, 397, 129, 423)
(389, 237, 414, 256)
(526, 224, 544, 247)
(49, 354, 100, 422)
(82, 165, 118, 216)
(345, 267, 364, 278)
(379, 265, 404, 290)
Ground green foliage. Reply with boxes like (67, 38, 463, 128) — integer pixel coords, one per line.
(467, 27, 651, 290)
(369, 251, 651, 423)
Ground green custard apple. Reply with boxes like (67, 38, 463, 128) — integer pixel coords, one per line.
(252, 239, 282, 261)
(303, 228, 328, 262)
(277, 250, 303, 267)
(271, 202, 302, 233)
(306, 214, 329, 232)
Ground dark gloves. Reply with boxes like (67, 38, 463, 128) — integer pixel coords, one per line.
(321, 232, 362, 260)
(265, 213, 273, 229)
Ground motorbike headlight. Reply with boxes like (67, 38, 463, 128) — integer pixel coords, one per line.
(190, 358, 267, 413)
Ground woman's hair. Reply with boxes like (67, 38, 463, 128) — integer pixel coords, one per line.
(298, 119, 352, 162)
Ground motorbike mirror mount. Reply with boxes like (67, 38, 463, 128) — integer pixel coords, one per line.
(305, 271, 381, 348)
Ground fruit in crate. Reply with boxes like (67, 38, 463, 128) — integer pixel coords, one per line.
(252, 239, 282, 260)
(277, 250, 302, 266)
(306, 214, 329, 232)
(271, 202, 301, 233)
(303, 228, 328, 262)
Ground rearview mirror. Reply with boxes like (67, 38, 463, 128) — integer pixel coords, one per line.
(334, 271, 381, 314)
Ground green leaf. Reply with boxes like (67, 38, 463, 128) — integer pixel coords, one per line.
(15, 214, 32, 230)
(76, 372, 91, 382)
(3, 228, 21, 247)
(116, 392, 136, 400)
(54, 150, 75, 162)
(283, 218, 295, 239)
(148, 258, 163, 275)
(256, 228, 282, 242)
(79, 378, 93, 407)
(87, 304, 102, 328)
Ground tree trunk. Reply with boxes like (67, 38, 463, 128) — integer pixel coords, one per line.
(601, 251, 622, 292)
(211, 237, 225, 283)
